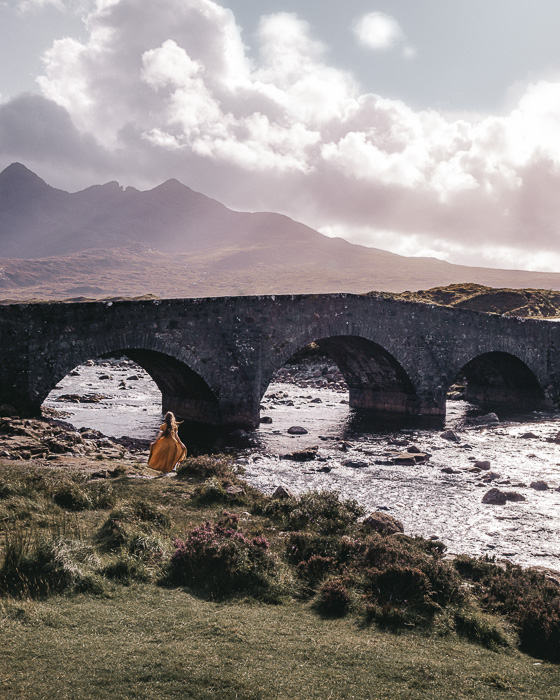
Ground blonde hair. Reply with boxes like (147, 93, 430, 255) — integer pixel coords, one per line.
(162, 411, 179, 436)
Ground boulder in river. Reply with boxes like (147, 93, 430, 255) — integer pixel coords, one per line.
(362, 511, 404, 535)
(504, 491, 526, 502)
(472, 412, 500, 425)
(342, 459, 369, 469)
(482, 488, 508, 505)
(441, 430, 460, 442)
(281, 446, 318, 462)
(287, 426, 308, 435)
(474, 460, 491, 470)
(530, 481, 549, 491)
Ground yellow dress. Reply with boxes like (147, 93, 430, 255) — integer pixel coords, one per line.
(148, 424, 187, 473)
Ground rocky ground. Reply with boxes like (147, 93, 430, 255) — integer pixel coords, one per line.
(0, 415, 150, 476)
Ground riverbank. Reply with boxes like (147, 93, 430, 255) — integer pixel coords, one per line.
(0, 425, 559, 698)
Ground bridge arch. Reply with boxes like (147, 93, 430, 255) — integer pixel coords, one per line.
(38, 335, 221, 426)
(449, 351, 547, 408)
(262, 334, 422, 416)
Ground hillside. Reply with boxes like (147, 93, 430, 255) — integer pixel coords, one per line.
(3, 163, 560, 300)
(378, 283, 560, 318)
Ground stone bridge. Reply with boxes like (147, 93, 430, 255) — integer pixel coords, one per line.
(1, 293, 559, 429)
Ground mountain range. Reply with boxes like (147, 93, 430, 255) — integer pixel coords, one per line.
(2, 162, 560, 301)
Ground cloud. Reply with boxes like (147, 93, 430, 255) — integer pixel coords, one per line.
(0, 0, 556, 271)
(18, 0, 68, 12)
(352, 12, 405, 51)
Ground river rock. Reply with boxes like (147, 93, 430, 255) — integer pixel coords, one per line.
(281, 446, 318, 462)
(482, 488, 508, 505)
(260, 416, 273, 424)
(441, 430, 460, 442)
(504, 491, 526, 502)
(342, 459, 369, 469)
(474, 460, 491, 470)
(530, 481, 549, 491)
(362, 511, 404, 535)
(482, 471, 500, 481)
(272, 485, 293, 500)
(520, 432, 538, 439)
(393, 451, 429, 464)
(441, 467, 457, 474)
(287, 426, 308, 435)
(472, 412, 500, 425)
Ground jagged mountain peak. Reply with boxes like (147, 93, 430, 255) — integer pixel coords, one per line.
(0, 162, 52, 193)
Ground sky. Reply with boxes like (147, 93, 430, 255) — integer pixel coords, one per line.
(2, 1, 560, 271)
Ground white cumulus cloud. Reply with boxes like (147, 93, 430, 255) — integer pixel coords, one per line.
(353, 12, 404, 51)
(0, 0, 555, 270)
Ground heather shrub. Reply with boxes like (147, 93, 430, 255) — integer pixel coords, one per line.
(263, 490, 364, 534)
(166, 512, 281, 599)
(192, 476, 227, 504)
(286, 532, 363, 567)
(315, 578, 352, 617)
(297, 555, 339, 588)
(176, 455, 233, 480)
(454, 555, 560, 662)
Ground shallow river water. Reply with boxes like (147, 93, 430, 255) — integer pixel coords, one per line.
(43, 359, 560, 573)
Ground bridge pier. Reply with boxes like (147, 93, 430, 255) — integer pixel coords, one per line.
(164, 393, 261, 431)
(349, 387, 446, 416)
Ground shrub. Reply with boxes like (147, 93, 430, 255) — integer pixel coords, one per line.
(176, 455, 233, 480)
(453, 555, 560, 662)
(192, 476, 227, 504)
(166, 512, 279, 599)
(315, 578, 351, 617)
(263, 490, 364, 535)
(297, 555, 338, 588)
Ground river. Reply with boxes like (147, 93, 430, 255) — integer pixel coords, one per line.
(43, 357, 560, 573)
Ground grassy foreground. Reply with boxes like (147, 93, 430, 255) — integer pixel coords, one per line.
(0, 454, 558, 699)
(2, 587, 558, 700)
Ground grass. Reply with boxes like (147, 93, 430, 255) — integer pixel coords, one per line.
(1, 587, 559, 700)
(0, 455, 559, 698)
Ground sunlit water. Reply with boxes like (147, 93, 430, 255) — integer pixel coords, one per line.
(44, 360, 560, 572)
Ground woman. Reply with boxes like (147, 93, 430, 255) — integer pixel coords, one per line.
(147, 411, 187, 473)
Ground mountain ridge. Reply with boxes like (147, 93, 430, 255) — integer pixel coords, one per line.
(2, 162, 560, 300)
